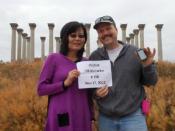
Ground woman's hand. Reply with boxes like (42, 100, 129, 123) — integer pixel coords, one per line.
(64, 69, 80, 87)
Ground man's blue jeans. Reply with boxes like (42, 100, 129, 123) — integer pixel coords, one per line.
(98, 108, 148, 131)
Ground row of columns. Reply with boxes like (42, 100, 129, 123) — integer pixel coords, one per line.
(10, 23, 91, 63)
(10, 23, 36, 63)
(39, 36, 61, 61)
(10, 23, 163, 62)
(120, 24, 163, 60)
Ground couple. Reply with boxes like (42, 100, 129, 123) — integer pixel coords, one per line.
(37, 15, 158, 131)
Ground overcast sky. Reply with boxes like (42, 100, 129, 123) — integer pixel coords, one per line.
(0, 0, 175, 62)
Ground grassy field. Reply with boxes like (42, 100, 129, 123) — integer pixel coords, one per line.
(0, 61, 175, 131)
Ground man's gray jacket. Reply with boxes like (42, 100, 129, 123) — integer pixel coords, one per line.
(89, 41, 158, 117)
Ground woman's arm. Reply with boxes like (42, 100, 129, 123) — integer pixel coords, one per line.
(37, 54, 65, 96)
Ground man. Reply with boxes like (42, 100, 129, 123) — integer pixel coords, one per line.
(89, 15, 158, 131)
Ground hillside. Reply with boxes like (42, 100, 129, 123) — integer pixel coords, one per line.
(0, 61, 175, 131)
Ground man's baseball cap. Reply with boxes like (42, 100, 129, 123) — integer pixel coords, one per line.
(93, 15, 116, 29)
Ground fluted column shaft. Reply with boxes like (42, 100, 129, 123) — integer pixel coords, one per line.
(55, 37, 61, 53)
(155, 24, 163, 61)
(138, 24, 145, 48)
(48, 23, 55, 54)
(84, 23, 91, 57)
(10, 23, 18, 62)
(29, 23, 36, 62)
(22, 33, 28, 61)
(120, 24, 127, 43)
(17, 28, 23, 61)
(126, 37, 130, 44)
(26, 37, 30, 63)
(40, 37, 46, 61)
(133, 29, 139, 47)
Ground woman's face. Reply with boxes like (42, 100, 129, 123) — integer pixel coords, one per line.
(68, 27, 86, 52)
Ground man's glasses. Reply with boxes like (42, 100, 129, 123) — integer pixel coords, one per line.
(95, 16, 113, 24)
(69, 33, 85, 39)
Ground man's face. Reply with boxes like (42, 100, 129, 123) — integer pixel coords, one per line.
(96, 23, 118, 47)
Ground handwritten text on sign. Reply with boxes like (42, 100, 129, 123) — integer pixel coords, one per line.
(77, 60, 112, 89)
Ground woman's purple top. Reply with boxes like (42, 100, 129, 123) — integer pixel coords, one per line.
(37, 53, 92, 131)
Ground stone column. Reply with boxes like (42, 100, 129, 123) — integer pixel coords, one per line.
(29, 23, 36, 62)
(120, 24, 127, 43)
(48, 23, 55, 54)
(26, 37, 30, 63)
(129, 33, 135, 45)
(55, 37, 61, 53)
(138, 24, 145, 48)
(84, 23, 91, 57)
(40, 37, 46, 61)
(133, 29, 139, 47)
(22, 33, 28, 62)
(10, 23, 18, 62)
(17, 28, 23, 61)
(155, 24, 163, 61)
(126, 37, 130, 44)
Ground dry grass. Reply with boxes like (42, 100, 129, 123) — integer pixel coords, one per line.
(0, 61, 47, 131)
(0, 61, 175, 131)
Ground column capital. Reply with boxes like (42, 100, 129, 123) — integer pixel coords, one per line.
(26, 36, 30, 40)
(22, 33, 28, 38)
(129, 33, 134, 38)
(126, 37, 130, 41)
(40, 37, 46, 41)
(155, 24, 163, 30)
(29, 23, 36, 29)
(10, 23, 18, 29)
(133, 29, 139, 35)
(48, 23, 55, 29)
(84, 23, 91, 30)
(138, 24, 145, 30)
(17, 28, 23, 33)
(120, 24, 127, 29)
(55, 37, 61, 41)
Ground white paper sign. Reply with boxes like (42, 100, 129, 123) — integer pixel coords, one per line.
(76, 60, 112, 89)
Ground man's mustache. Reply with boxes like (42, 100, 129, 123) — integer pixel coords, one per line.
(102, 34, 113, 39)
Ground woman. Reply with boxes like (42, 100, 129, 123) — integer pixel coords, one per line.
(37, 21, 93, 131)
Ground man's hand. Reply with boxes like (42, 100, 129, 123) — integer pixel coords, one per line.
(142, 47, 156, 67)
(95, 85, 109, 98)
